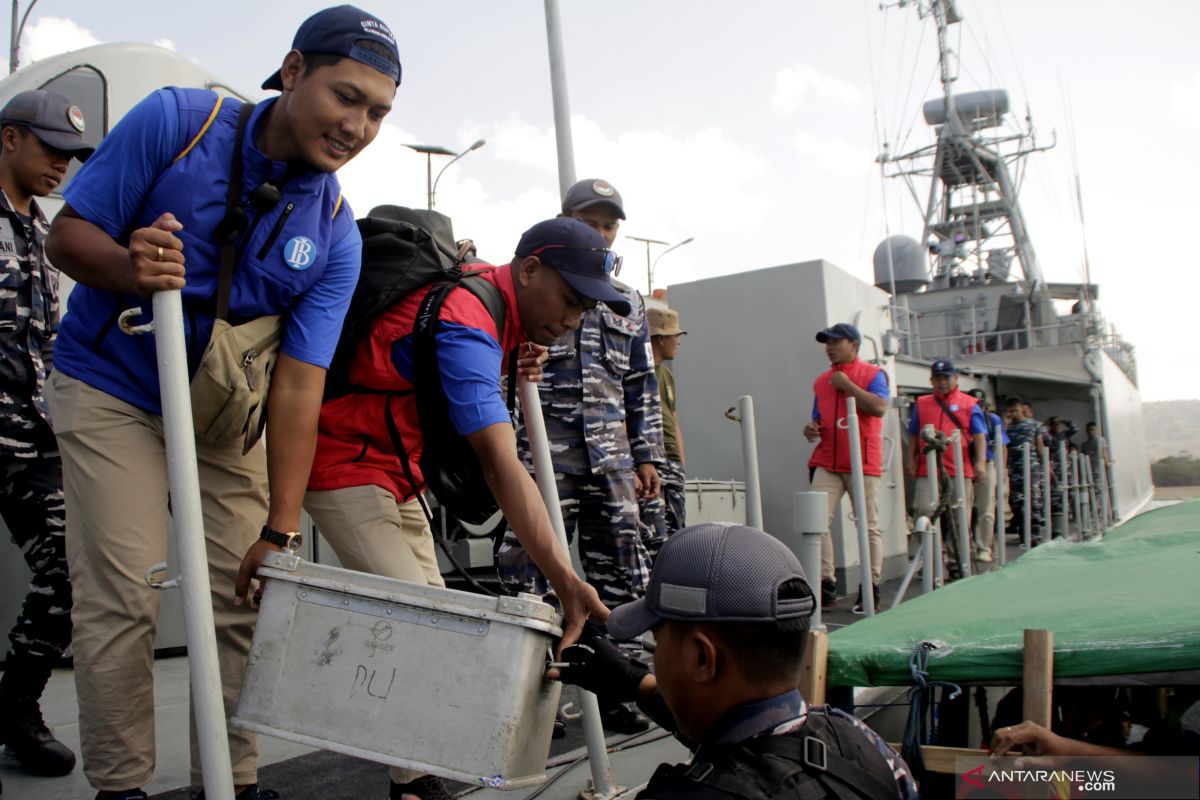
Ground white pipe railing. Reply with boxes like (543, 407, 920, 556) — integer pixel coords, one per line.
(841, 397, 874, 615)
(150, 291, 235, 800)
(793, 491, 828, 631)
(951, 430, 971, 578)
(1022, 442, 1033, 550)
(994, 428, 1006, 565)
(733, 396, 764, 529)
(924, 427, 944, 587)
(518, 380, 617, 798)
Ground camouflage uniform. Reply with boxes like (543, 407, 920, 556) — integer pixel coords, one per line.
(1006, 417, 1044, 542)
(0, 190, 70, 667)
(499, 283, 665, 607)
(640, 361, 685, 556)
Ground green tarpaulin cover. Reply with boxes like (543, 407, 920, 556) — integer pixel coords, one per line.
(826, 500, 1200, 686)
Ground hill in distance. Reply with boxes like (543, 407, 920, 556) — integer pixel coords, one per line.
(1143, 400, 1200, 461)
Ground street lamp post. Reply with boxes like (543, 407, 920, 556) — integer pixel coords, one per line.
(431, 139, 485, 209)
(627, 235, 695, 293)
(402, 140, 486, 210)
(9, 0, 39, 74)
(625, 235, 667, 294)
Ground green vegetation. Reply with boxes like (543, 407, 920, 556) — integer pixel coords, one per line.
(1151, 456, 1200, 487)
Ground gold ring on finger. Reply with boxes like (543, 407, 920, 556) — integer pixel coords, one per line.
(157, 245, 164, 261)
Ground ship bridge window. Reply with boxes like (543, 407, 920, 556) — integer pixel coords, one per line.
(38, 65, 107, 196)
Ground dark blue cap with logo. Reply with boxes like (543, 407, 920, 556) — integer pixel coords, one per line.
(0, 90, 94, 160)
(562, 178, 626, 220)
(607, 523, 814, 641)
(815, 323, 861, 343)
(262, 5, 401, 91)
(931, 359, 957, 376)
(515, 218, 632, 316)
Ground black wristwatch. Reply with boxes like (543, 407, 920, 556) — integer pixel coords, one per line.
(260, 525, 303, 552)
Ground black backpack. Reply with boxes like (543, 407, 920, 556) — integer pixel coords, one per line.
(640, 708, 902, 800)
(327, 205, 509, 525)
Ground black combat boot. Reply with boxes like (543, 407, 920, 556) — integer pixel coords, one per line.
(0, 653, 77, 776)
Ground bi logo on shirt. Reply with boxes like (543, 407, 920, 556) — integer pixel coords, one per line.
(284, 236, 317, 270)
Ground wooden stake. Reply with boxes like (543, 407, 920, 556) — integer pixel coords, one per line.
(799, 629, 828, 706)
(1023, 629, 1054, 735)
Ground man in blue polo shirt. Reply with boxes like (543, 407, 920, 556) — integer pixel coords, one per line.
(43, 7, 399, 798)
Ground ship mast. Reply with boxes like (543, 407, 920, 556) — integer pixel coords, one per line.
(883, 0, 1054, 298)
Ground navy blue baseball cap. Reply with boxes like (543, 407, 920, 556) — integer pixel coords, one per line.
(515, 218, 632, 316)
(815, 323, 861, 343)
(0, 90, 94, 161)
(562, 178, 626, 220)
(263, 5, 401, 91)
(608, 523, 814, 641)
(931, 359, 957, 376)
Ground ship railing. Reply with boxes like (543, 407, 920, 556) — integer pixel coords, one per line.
(901, 320, 1067, 361)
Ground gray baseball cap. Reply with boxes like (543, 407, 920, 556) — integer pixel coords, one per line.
(562, 178, 625, 220)
(0, 90, 94, 161)
(607, 523, 814, 641)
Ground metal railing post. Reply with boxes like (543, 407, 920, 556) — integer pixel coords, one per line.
(151, 291, 235, 800)
(518, 380, 618, 799)
(1082, 454, 1099, 539)
(1057, 439, 1069, 537)
(951, 430, 971, 578)
(793, 492, 828, 631)
(924, 426, 943, 587)
(1070, 450, 1084, 539)
(1097, 455, 1112, 530)
(1041, 445, 1052, 541)
(1069, 449, 1083, 540)
(726, 396, 763, 529)
(841, 397, 874, 615)
(995, 428, 1006, 565)
(1022, 443, 1033, 550)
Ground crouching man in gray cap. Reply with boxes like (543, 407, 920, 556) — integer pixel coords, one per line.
(550, 523, 917, 799)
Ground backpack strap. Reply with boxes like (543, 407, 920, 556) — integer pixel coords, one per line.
(211, 101, 254, 322)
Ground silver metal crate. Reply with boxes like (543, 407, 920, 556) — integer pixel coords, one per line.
(233, 552, 562, 790)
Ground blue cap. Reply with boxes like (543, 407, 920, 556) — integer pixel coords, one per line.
(262, 5, 401, 91)
(0, 90, 94, 160)
(931, 359, 956, 376)
(608, 523, 814, 641)
(815, 323, 861, 343)
(515, 218, 632, 316)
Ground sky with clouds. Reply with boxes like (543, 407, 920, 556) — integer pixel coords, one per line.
(4, 0, 1198, 401)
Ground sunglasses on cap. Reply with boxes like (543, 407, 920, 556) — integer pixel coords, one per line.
(529, 244, 623, 277)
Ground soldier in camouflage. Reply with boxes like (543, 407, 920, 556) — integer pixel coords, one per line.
(639, 306, 687, 552)
(497, 178, 664, 733)
(0, 89, 95, 779)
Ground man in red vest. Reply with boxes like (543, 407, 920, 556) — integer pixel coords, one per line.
(803, 323, 890, 613)
(905, 360, 987, 574)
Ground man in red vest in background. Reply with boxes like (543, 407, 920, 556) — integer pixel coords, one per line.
(803, 323, 890, 613)
(905, 360, 987, 577)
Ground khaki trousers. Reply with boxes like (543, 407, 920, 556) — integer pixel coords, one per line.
(303, 484, 444, 784)
(811, 467, 882, 585)
(973, 460, 997, 555)
(47, 371, 264, 791)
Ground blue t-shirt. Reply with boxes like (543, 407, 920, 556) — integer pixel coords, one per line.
(391, 323, 509, 437)
(59, 89, 359, 408)
(810, 370, 890, 420)
(984, 412, 1010, 461)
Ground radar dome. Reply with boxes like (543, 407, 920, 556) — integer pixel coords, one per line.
(873, 235, 929, 294)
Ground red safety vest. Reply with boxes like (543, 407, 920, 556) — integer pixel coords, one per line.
(308, 264, 522, 502)
(807, 359, 885, 477)
(914, 389, 978, 478)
